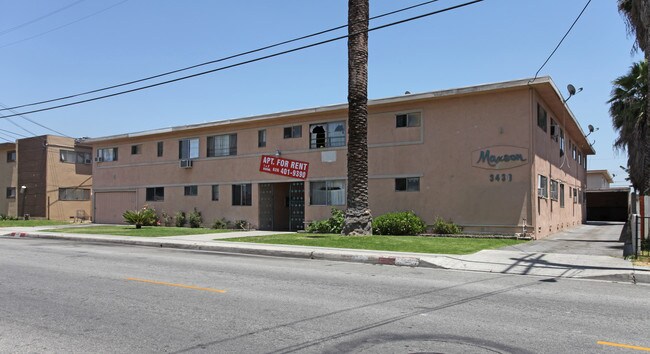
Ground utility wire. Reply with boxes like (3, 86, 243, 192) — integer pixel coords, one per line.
(0, 102, 71, 137)
(0, 0, 86, 37)
(529, 0, 592, 83)
(0, 127, 28, 138)
(0, 0, 484, 119)
(4, 116, 37, 136)
(0, 0, 442, 112)
(0, 0, 129, 50)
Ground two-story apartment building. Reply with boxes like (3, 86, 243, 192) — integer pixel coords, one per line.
(87, 77, 594, 238)
(0, 142, 17, 217)
(1, 136, 93, 220)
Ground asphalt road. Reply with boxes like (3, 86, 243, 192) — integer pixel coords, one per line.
(1, 238, 648, 353)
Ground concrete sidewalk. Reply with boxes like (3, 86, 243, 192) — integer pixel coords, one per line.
(2, 226, 649, 284)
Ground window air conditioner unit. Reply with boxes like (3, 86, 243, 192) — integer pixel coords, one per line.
(94, 157, 103, 162)
(180, 159, 193, 168)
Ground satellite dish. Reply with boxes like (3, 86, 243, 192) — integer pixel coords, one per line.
(588, 124, 594, 133)
(567, 84, 576, 96)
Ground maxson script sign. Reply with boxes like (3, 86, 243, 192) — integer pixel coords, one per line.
(471, 146, 528, 170)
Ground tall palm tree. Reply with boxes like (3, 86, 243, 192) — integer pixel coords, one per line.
(343, 0, 372, 235)
(609, 59, 648, 193)
(618, 0, 650, 195)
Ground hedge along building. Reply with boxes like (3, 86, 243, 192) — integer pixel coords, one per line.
(86, 77, 594, 238)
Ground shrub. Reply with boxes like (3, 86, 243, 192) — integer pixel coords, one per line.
(431, 217, 463, 234)
(0, 214, 19, 221)
(235, 219, 250, 230)
(372, 211, 426, 235)
(160, 211, 174, 227)
(175, 211, 187, 227)
(307, 208, 345, 234)
(123, 205, 158, 228)
(188, 208, 203, 228)
(212, 218, 229, 229)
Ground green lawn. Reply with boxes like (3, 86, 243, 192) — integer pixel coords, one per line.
(223, 233, 527, 255)
(43, 226, 236, 237)
(0, 220, 71, 227)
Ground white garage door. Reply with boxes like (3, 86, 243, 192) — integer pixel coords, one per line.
(94, 191, 137, 224)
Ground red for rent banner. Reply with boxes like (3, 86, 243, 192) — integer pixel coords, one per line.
(259, 155, 309, 180)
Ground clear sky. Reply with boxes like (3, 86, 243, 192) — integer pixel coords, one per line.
(0, 0, 642, 186)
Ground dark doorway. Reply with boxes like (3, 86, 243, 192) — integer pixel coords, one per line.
(586, 190, 629, 222)
(258, 182, 304, 231)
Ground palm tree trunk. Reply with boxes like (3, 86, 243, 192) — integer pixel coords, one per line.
(343, 0, 372, 235)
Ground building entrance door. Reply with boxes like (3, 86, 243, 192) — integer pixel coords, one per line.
(258, 182, 304, 231)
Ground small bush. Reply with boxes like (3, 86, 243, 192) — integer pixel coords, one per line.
(0, 214, 19, 221)
(188, 208, 203, 228)
(123, 205, 159, 228)
(372, 211, 426, 235)
(160, 211, 174, 227)
(307, 208, 345, 234)
(235, 219, 250, 230)
(431, 217, 463, 234)
(175, 211, 187, 227)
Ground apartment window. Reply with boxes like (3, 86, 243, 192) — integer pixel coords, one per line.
(6, 150, 16, 162)
(395, 177, 420, 192)
(184, 185, 198, 196)
(131, 144, 142, 155)
(96, 147, 118, 162)
(258, 130, 266, 148)
(559, 128, 564, 157)
(310, 121, 346, 149)
(537, 104, 547, 132)
(572, 143, 577, 160)
(550, 180, 559, 201)
(310, 180, 345, 206)
(578, 188, 583, 204)
(538, 175, 548, 198)
(232, 184, 252, 206)
(572, 188, 577, 203)
(146, 187, 165, 202)
(157, 142, 164, 157)
(560, 184, 565, 208)
(396, 112, 421, 128)
(207, 134, 237, 157)
(60, 150, 91, 164)
(550, 119, 558, 141)
(584, 155, 587, 169)
(284, 125, 302, 139)
(578, 152, 582, 166)
(211, 185, 219, 201)
(179, 138, 199, 159)
(6, 187, 16, 199)
(58, 188, 90, 201)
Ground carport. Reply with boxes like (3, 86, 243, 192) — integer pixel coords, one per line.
(586, 188, 630, 222)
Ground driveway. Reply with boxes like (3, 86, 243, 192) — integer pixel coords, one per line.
(500, 222, 626, 258)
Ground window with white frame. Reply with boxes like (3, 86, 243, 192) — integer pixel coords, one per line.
(207, 134, 237, 157)
(60, 149, 91, 164)
(550, 180, 559, 200)
(179, 138, 199, 159)
(6, 150, 16, 162)
(96, 147, 118, 162)
(310, 180, 345, 205)
(310, 121, 345, 149)
(59, 188, 91, 201)
(559, 128, 565, 157)
(6, 187, 16, 199)
(538, 175, 548, 198)
(395, 177, 420, 192)
(396, 112, 421, 128)
(232, 184, 252, 206)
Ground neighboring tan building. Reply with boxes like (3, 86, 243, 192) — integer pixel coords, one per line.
(0, 142, 17, 217)
(87, 77, 594, 239)
(14, 135, 93, 221)
(586, 169, 630, 222)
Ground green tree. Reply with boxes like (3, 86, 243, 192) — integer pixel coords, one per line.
(618, 0, 650, 194)
(343, 0, 372, 235)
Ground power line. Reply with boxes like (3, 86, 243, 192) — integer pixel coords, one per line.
(4, 116, 37, 136)
(0, 0, 130, 50)
(0, 0, 87, 37)
(0, 102, 71, 137)
(529, 0, 592, 83)
(0, 127, 28, 138)
(0, 0, 442, 112)
(0, 0, 484, 120)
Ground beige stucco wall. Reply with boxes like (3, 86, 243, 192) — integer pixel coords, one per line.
(89, 79, 592, 238)
(0, 143, 17, 217)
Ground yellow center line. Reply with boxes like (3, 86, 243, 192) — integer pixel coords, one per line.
(126, 277, 226, 293)
(598, 341, 650, 352)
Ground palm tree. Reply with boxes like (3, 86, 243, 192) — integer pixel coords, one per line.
(343, 0, 372, 235)
(609, 60, 648, 193)
(618, 0, 650, 195)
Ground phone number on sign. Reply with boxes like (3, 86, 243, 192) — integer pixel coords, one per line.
(281, 168, 307, 179)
